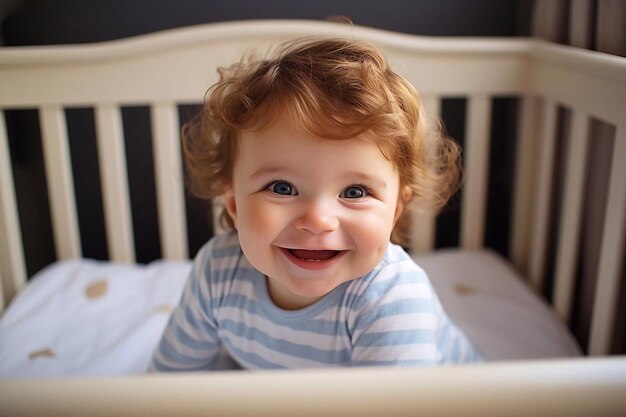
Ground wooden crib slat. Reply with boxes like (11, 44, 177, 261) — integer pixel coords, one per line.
(0, 110, 27, 308)
(94, 104, 135, 263)
(40, 106, 82, 260)
(589, 123, 626, 356)
(410, 95, 440, 253)
(553, 111, 590, 323)
(150, 103, 188, 260)
(529, 100, 558, 292)
(510, 96, 540, 275)
(461, 96, 491, 249)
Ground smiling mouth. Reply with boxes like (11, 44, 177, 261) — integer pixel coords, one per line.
(287, 249, 341, 262)
(278, 247, 346, 271)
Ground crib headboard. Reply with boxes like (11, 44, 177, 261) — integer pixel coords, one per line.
(1, 20, 625, 356)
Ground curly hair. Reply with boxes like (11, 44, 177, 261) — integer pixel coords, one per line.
(182, 37, 461, 245)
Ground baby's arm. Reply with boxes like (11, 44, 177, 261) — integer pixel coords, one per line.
(150, 244, 222, 372)
(348, 259, 480, 366)
(433, 301, 482, 364)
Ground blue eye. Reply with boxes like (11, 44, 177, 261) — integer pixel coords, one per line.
(342, 185, 368, 199)
(267, 181, 297, 196)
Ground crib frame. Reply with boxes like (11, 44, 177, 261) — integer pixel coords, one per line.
(0, 357, 625, 416)
(0, 19, 625, 357)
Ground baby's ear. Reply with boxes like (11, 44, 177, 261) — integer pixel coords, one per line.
(223, 189, 238, 229)
(393, 186, 412, 224)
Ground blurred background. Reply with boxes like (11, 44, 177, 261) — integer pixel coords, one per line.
(1, 0, 534, 45)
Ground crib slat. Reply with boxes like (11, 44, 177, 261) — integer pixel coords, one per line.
(410, 95, 440, 253)
(528, 100, 558, 292)
(95, 104, 135, 263)
(510, 97, 539, 275)
(0, 110, 27, 308)
(151, 103, 188, 260)
(553, 111, 590, 323)
(40, 106, 82, 260)
(461, 96, 491, 249)
(589, 123, 626, 356)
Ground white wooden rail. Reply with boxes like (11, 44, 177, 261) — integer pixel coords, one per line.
(553, 111, 590, 323)
(40, 106, 82, 260)
(588, 122, 626, 355)
(0, 111, 27, 306)
(1, 357, 626, 417)
(461, 96, 492, 250)
(95, 104, 135, 263)
(528, 100, 558, 292)
(151, 103, 188, 260)
(510, 96, 540, 274)
(410, 95, 440, 253)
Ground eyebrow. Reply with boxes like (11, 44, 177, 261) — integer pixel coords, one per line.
(249, 166, 292, 179)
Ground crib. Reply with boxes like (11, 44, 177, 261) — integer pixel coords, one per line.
(0, 19, 625, 416)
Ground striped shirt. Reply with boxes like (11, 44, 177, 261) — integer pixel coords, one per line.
(150, 232, 481, 371)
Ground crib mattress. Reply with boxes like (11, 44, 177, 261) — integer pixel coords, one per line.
(415, 249, 582, 360)
(0, 249, 581, 378)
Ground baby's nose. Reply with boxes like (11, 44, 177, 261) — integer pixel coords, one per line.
(294, 199, 339, 235)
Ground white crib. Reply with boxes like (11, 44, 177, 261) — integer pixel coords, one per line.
(0, 20, 625, 416)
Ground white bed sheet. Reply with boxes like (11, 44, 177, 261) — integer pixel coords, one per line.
(0, 260, 191, 378)
(0, 249, 581, 378)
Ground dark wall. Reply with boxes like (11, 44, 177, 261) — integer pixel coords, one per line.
(2, 0, 533, 46)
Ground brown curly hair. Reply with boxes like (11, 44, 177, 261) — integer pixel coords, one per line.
(182, 37, 461, 245)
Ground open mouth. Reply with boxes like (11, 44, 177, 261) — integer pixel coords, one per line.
(287, 249, 341, 262)
(278, 247, 346, 270)
(279, 247, 348, 271)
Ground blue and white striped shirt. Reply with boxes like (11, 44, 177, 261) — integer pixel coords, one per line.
(150, 232, 481, 371)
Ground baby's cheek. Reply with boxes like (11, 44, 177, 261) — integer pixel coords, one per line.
(350, 213, 394, 255)
(242, 202, 283, 235)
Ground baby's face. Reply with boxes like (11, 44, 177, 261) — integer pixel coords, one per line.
(224, 115, 404, 310)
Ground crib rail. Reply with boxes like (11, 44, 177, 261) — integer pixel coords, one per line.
(0, 20, 625, 355)
(1, 357, 626, 417)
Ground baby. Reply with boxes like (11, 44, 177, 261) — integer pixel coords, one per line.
(150, 38, 481, 370)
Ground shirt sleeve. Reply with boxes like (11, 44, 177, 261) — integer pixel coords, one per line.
(348, 258, 481, 366)
(434, 300, 483, 364)
(149, 242, 222, 372)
